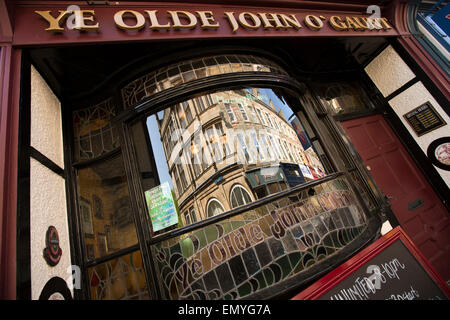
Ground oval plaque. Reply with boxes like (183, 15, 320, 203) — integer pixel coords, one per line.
(43, 226, 62, 266)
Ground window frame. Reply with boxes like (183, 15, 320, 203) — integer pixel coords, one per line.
(64, 56, 382, 300)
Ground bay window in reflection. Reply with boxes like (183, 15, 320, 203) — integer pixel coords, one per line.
(131, 87, 331, 234)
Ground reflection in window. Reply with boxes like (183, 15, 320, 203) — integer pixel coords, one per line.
(121, 55, 287, 109)
(88, 250, 148, 300)
(131, 87, 331, 234)
(315, 82, 373, 116)
(207, 199, 225, 217)
(184, 207, 198, 225)
(72, 98, 120, 162)
(225, 103, 237, 124)
(77, 154, 138, 261)
(230, 185, 253, 209)
(238, 104, 249, 121)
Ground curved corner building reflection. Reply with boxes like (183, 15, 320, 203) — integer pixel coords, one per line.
(73, 54, 379, 299)
(154, 88, 327, 227)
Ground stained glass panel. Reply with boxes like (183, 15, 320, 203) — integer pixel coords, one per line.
(151, 177, 368, 300)
(121, 55, 287, 109)
(88, 250, 149, 300)
(73, 98, 119, 162)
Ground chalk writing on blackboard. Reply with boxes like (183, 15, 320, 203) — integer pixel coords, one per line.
(320, 241, 447, 300)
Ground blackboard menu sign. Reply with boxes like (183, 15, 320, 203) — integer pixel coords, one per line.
(292, 227, 449, 300)
(403, 102, 446, 137)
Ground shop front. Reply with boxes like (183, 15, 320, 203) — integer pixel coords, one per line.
(0, 0, 448, 300)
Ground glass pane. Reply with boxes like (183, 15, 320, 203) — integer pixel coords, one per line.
(88, 250, 149, 300)
(130, 87, 329, 234)
(314, 82, 374, 116)
(77, 154, 138, 260)
(152, 177, 369, 300)
(73, 98, 120, 162)
(121, 54, 287, 109)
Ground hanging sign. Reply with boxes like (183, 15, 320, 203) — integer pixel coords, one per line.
(291, 227, 450, 300)
(145, 182, 179, 232)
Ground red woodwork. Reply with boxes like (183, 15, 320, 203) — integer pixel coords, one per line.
(0, 45, 20, 300)
(341, 115, 450, 282)
(291, 226, 450, 300)
(11, 2, 398, 46)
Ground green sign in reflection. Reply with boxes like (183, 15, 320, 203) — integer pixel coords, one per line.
(145, 182, 178, 232)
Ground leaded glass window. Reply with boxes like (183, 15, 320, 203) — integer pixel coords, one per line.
(73, 98, 119, 161)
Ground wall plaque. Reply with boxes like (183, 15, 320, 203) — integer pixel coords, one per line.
(43, 226, 62, 266)
(403, 102, 446, 137)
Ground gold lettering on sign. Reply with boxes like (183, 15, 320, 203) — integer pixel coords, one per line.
(257, 13, 302, 29)
(34, 9, 395, 34)
(72, 10, 99, 31)
(329, 16, 348, 31)
(238, 12, 262, 29)
(258, 12, 285, 29)
(168, 10, 197, 29)
(224, 11, 239, 33)
(379, 17, 393, 30)
(304, 15, 324, 30)
(196, 11, 220, 29)
(114, 10, 145, 30)
(278, 14, 302, 29)
(35, 10, 72, 32)
(345, 16, 363, 31)
(145, 10, 171, 30)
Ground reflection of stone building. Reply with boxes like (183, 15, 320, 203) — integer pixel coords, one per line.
(158, 88, 325, 226)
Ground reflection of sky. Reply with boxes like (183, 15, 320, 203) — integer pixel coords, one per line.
(147, 88, 298, 192)
(248, 88, 294, 121)
(147, 115, 173, 190)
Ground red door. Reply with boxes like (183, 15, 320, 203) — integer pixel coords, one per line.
(341, 114, 450, 282)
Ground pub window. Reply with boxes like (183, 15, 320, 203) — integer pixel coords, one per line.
(315, 82, 375, 117)
(130, 85, 331, 235)
(71, 98, 149, 300)
(65, 53, 380, 301)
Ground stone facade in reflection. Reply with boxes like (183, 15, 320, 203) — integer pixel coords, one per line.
(158, 88, 326, 226)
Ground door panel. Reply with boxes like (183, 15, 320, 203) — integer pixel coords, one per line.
(342, 114, 450, 281)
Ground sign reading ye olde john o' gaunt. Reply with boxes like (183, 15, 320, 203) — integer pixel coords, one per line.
(34, 9, 393, 34)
